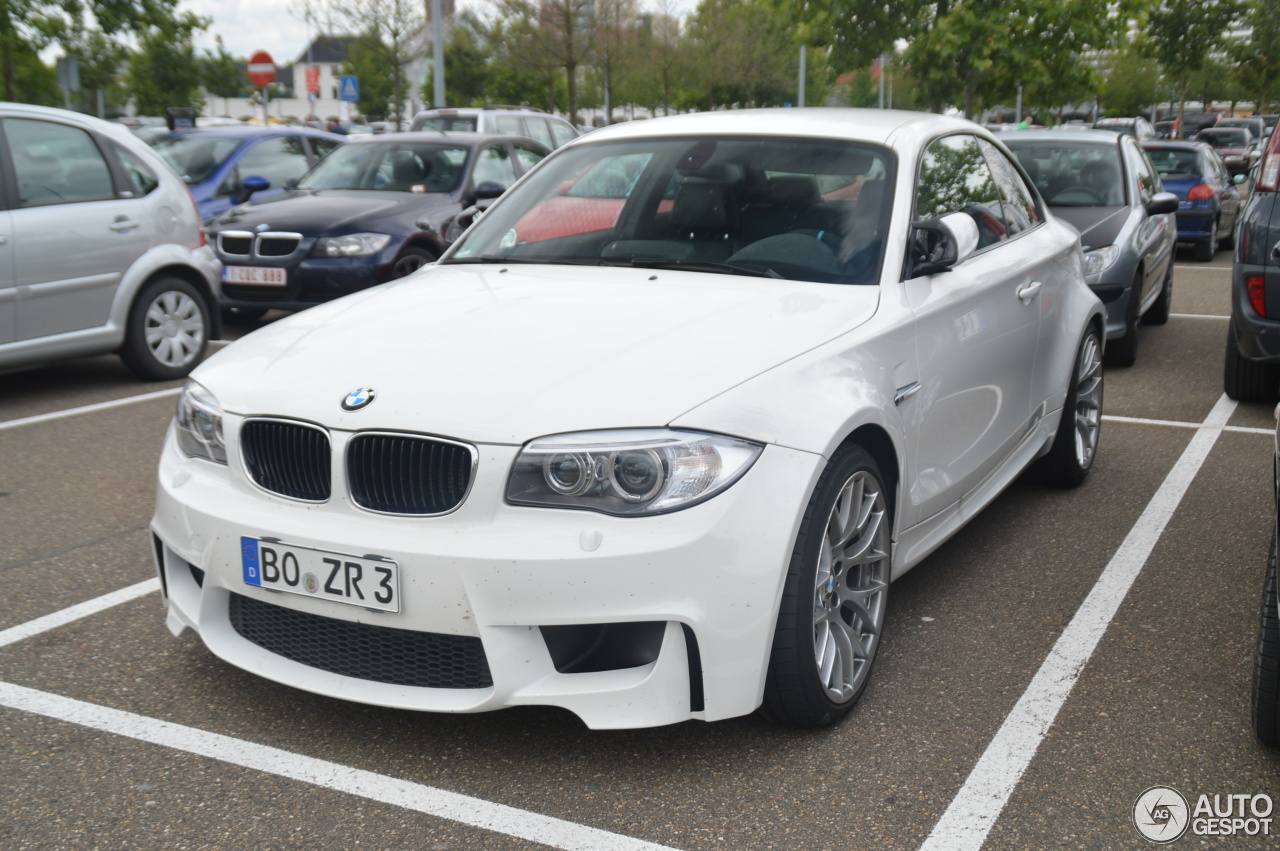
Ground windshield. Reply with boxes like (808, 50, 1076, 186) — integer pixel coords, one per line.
(1197, 130, 1249, 147)
(1004, 140, 1126, 206)
(445, 135, 894, 285)
(149, 136, 242, 185)
(297, 142, 468, 192)
(1144, 148, 1202, 180)
(412, 115, 478, 132)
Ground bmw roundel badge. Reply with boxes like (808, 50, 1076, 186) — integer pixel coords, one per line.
(341, 388, 376, 411)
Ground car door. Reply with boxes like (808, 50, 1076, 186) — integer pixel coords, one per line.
(219, 135, 313, 212)
(2, 116, 151, 341)
(902, 133, 1042, 525)
(1210, 151, 1241, 232)
(1124, 137, 1175, 306)
(0, 207, 13, 344)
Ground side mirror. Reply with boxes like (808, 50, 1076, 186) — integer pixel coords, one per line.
(1234, 173, 1247, 185)
(239, 175, 270, 203)
(1145, 191, 1180, 216)
(473, 181, 506, 200)
(909, 213, 979, 277)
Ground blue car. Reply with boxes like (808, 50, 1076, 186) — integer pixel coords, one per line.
(148, 126, 347, 221)
(1141, 140, 1244, 262)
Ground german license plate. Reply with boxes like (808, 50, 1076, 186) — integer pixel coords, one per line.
(223, 265, 287, 286)
(241, 537, 399, 613)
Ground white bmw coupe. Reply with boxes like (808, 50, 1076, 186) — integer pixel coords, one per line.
(152, 109, 1105, 729)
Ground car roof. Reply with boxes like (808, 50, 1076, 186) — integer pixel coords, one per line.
(1000, 129, 1124, 145)
(152, 125, 345, 142)
(348, 130, 549, 148)
(1140, 139, 1213, 152)
(561, 107, 981, 148)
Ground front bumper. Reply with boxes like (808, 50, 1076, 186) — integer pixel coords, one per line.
(215, 247, 403, 311)
(151, 423, 822, 729)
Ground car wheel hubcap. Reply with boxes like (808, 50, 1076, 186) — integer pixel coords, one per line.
(394, 254, 427, 277)
(813, 470, 890, 703)
(1073, 334, 1103, 468)
(144, 291, 204, 368)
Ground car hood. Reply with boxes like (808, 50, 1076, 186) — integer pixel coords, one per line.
(1049, 205, 1129, 250)
(195, 264, 882, 444)
(211, 190, 456, 235)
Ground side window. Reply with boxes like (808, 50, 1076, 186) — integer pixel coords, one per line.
(549, 119, 577, 148)
(309, 138, 341, 160)
(472, 145, 517, 189)
(235, 136, 310, 188)
(1127, 140, 1156, 204)
(915, 134, 1006, 249)
(6, 118, 116, 207)
(523, 117, 553, 148)
(495, 115, 524, 136)
(109, 142, 160, 196)
(513, 142, 546, 174)
(978, 138, 1040, 236)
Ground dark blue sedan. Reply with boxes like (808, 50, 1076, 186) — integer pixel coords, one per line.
(206, 132, 549, 316)
(148, 125, 347, 221)
(1141, 140, 1244, 262)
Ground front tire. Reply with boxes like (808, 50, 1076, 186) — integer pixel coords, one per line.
(392, 246, 435, 278)
(1103, 278, 1140, 367)
(1034, 326, 1103, 487)
(1253, 531, 1280, 745)
(761, 445, 891, 727)
(1142, 262, 1173, 326)
(119, 276, 210, 381)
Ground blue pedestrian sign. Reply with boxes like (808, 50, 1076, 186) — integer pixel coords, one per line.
(340, 75, 359, 102)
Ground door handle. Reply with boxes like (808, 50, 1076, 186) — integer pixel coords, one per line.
(109, 218, 140, 232)
(1017, 281, 1042, 302)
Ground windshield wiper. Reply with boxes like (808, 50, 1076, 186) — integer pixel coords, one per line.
(606, 258, 783, 279)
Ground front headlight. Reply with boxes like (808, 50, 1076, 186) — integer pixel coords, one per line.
(507, 429, 764, 516)
(175, 380, 226, 464)
(311, 233, 393, 257)
(1082, 244, 1121, 277)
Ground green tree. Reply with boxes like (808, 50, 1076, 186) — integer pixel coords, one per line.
(493, 0, 593, 124)
(1100, 40, 1160, 118)
(423, 9, 494, 107)
(323, 0, 425, 125)
(0, 0, 202, 102)
(126, 20, 206, 114)
(1231, 0, 1280, 112)
(344, 32, 396, 119)
(200, 36, 249, 102)
(1145, 0, 1242, 121)
(683, 0, 794, 109)
(5, 38, 59, 105)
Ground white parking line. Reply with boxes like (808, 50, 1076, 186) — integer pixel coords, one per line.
(920, 393, 1237, 851)
(1104, 413, 1270, 435)
(0, 388, 181, 432)
(0, 682, 678, 851)
(0, 579, 159, 649)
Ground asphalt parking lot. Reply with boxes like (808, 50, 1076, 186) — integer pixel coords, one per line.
(2, 246, 1279, 850)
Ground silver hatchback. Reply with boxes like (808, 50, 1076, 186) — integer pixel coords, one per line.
(1005, 130, 1179, 366)
(0, 103, 220, 380)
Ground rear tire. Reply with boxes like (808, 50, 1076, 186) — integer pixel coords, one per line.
(761, 444, 891, 727)
(1193, 221, 1218, 262)
(119, 276, 210, 381)
(1253, 531, 1280, 745)
(1034, 326, 1103, 487)
(1224, 320, 1280, 402)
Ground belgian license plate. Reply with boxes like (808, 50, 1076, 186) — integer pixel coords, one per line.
(241, 537, 399, 613)
(223, 265, 287, 286)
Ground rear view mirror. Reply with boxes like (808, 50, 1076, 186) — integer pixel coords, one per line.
(240, 175, 270, 203)
(908, 213, 979, 277)
(1145, 191, 1179, 216)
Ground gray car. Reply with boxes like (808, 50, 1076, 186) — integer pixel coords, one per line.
(0, 103, 221, 380)
(1005, 130, 1179, 366)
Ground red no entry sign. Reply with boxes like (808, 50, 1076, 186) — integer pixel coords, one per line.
(247, 51, 276, 88)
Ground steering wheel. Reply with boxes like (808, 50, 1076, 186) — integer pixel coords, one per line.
(1051, 186, 1109, 205)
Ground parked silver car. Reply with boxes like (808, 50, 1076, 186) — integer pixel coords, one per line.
(1005, 130, 1179, 366)
(0, 103, 220, 380)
